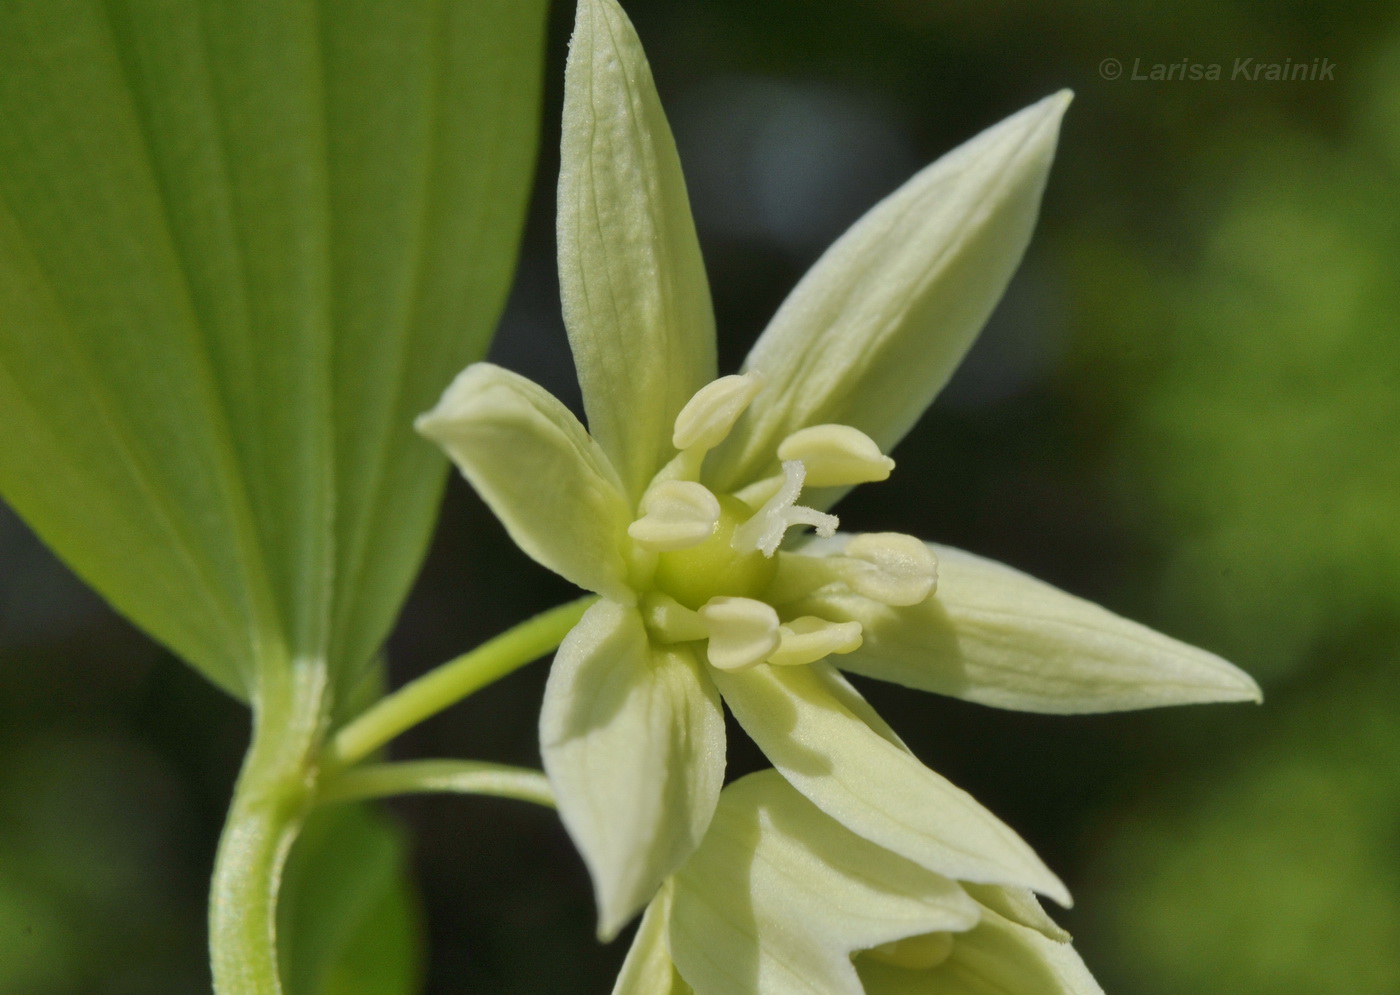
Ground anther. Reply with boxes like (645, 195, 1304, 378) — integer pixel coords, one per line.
(628, 480, 722, 552)
(671, 373, 765, 452)
(731, 460, 839, 557)
(843, 533, 939, 606)
(864, 932, 955, 971)
(697, 596, 780, 671)
(776, 424, 895, 487)
(766, 616, 863, 667)
(642, 592, 709, 643)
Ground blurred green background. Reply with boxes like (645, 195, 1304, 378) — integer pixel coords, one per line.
(3, 0, 1398, 991)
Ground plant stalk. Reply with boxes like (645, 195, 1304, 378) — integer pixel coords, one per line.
(209, 658, 330, 995)
(317, 758, 554, 807)
(325, 596, 593, 770)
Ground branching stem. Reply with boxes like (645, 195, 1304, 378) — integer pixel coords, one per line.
(317, 758, 554, 807)
(325, 596, 594, 770)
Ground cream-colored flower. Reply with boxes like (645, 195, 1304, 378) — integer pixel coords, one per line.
(614, 771, 1102, 995)
(419, 0, 1259, 940)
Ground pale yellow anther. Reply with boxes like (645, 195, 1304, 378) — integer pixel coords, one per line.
(671, 373, 764, 452)
(766, 616, 863, 667)
(642, 592, 709, 643)
(732, 460, 839, 557)
(697, 596, 780, 671)
(776, 424, 895, 487)
(628, 480, 722, 551)
(844, 532, 939, 606)
(865, 932, 955, 971)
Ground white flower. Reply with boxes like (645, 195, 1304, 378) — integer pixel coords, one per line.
(418, 0, 1260, 940)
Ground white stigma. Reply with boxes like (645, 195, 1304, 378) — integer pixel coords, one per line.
(776, 424, 895, 487)
(628, 480, 722, 551)
(732, 460, 839, 557)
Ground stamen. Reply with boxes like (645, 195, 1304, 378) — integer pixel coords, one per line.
(766, 616, 863, 667)
(764, 551, 847, 605)
(628, 480, 722, 552)
(731, 460, 839, 557)
(776, 424, 895, 487)
(642, 592, 709, 643)
(843, 533, 939, 606)
(697, 596, 780, 670)
(671, 373, 764, 452)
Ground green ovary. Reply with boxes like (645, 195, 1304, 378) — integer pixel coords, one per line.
(653, 496, 779, 609)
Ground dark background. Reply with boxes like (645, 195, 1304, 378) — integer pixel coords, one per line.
(4, 0, 1399, 991)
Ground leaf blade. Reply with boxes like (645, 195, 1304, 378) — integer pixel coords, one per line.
(0, 0, 549, 694)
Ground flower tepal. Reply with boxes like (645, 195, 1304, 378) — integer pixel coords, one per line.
(614, 772, 1103, 995)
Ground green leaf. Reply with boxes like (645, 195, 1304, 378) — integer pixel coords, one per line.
(0, 0, 548, 697)
(278, 802, 421, 995)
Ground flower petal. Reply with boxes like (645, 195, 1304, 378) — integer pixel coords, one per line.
(417, 363, 633, 601)
(710, 92, 1070, 495)
(613, 884, 693, 995)
(961, 883, 1071, 944)
(558, 0, 716, 500)
(668, 771, 979, 995)
(857, 907, 1104, 995)
(815, 663, 909, 752)
(802, 539, 1263, 713)
(711, 663, 1069, 905)
(540, 600, 726, 940)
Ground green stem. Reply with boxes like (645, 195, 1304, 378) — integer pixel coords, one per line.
(317, 759, 554, 808)
(209, 659, 330, 995)
(325, 596, 594, 770)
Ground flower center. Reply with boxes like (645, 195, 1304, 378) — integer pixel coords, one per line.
(654, 496, 778, 610)
(629, 372, 935, 673)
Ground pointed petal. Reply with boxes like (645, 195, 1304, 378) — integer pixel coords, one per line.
(668, 771, 979, 995)
(962, 884, 1071, 944)
(559, 0, 716, 500)
(613, 885, 693, 995)
(711, 664, 1068, 905)
(857, 908, 1104, 995)
(417, 363, 632, 601)
(816, 664, 910, 752)
(801, 540, 1262, 713)
(710, 92, 1071, 493)
(540, 600, 726, 940)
